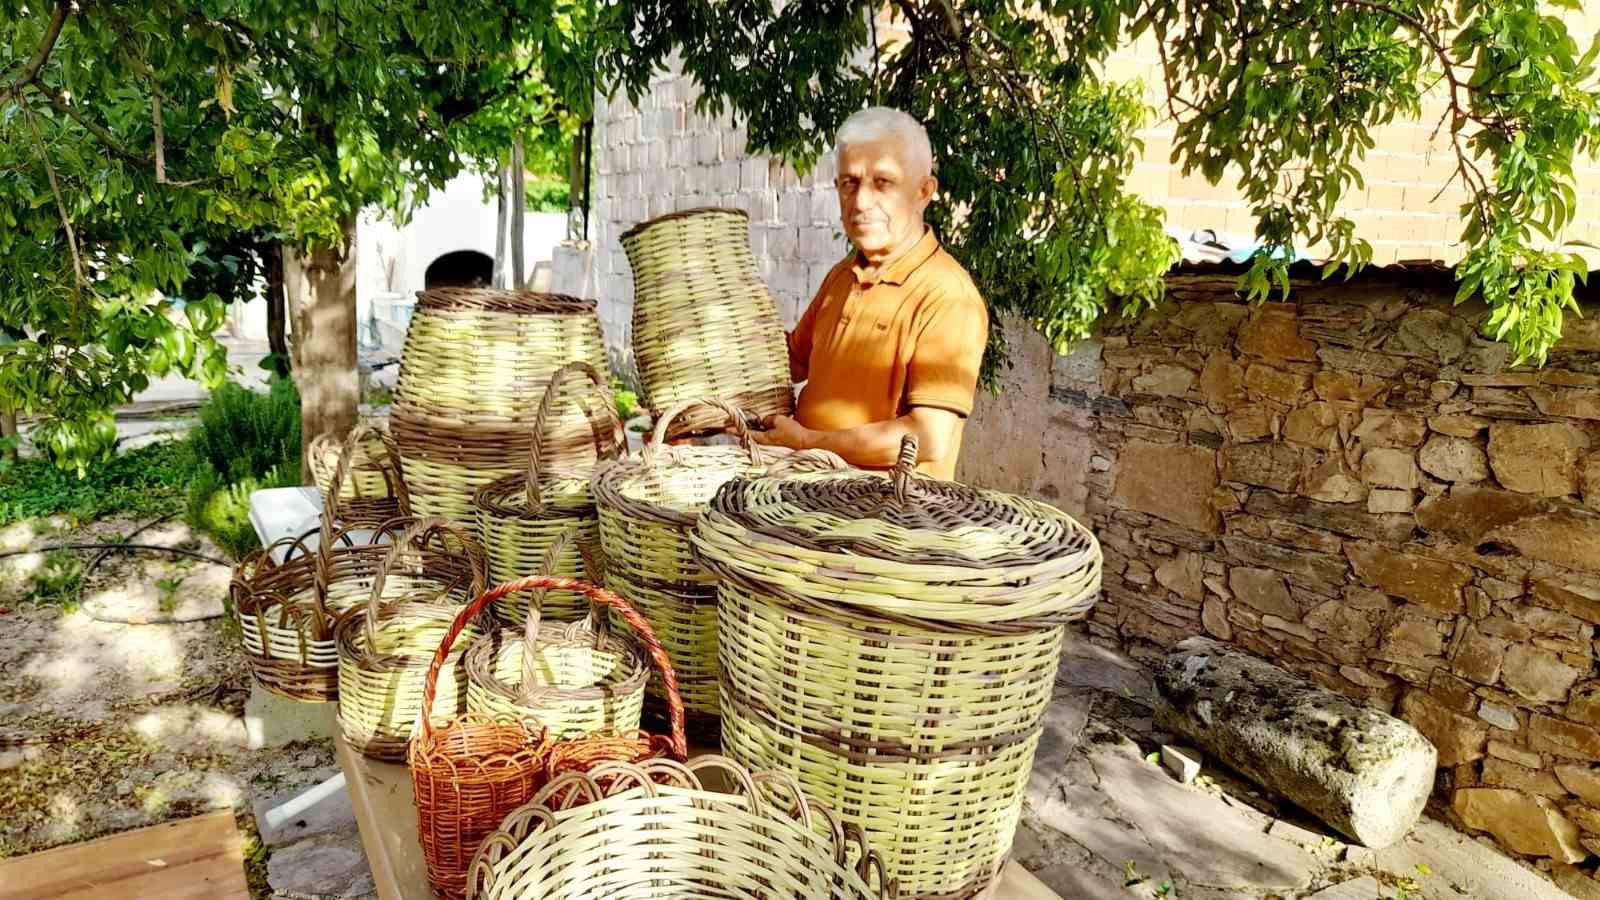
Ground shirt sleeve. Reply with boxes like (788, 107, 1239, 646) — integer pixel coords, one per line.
(904, 285, 989, 417)
(786, 273, 827, 383)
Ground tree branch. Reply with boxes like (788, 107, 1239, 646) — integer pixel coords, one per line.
(8, 0, 71, 89)
(20, 102, 86, 299)
(35, 84, 139, 161)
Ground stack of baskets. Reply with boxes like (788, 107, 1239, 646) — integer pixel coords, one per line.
(390, 288, 610, 521)
(592, 397, 846, 737)
(410, 573, 687, 900)
(472, 361, 623, 626)
(621, 207, 794, 439)
(693, 436, 1102, 899)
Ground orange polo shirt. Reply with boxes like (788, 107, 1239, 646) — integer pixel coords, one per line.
(787, 227, 989, 480)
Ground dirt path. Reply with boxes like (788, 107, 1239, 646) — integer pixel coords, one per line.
(0, 516, 337, 897)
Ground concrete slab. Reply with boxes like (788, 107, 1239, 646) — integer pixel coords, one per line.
(244, 683, 337, 749)
(1372, 818, 1571, 900)
(252, 781, 359, 849)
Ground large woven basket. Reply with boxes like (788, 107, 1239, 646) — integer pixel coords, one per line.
(463, 543, 652, 739)
(335, 518, 489, 760)
(621, 207, 793, 439)
(230, 515, 469, 703)
(411, 573, 688, 900)
(472, 361, 623, 625)
(466, 756, 898, 900)
(592, 398, 847, 732)
(307, 422, 410, 527)
(391, 288, 611, 521)
(693, 437, 1101, 900)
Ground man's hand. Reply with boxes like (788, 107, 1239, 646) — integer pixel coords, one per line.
(751, 414, 814, 450)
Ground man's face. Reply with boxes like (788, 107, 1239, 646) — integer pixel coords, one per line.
(835, 138, 935, 260)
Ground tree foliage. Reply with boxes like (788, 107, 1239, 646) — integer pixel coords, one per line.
(1, 0, 593, 470)
(602, 0, 1600, 377)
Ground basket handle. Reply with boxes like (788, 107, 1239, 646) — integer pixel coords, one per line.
(334, 422, 411, 516)
(366, 516, 483, 644)
(517, 526, 580, 689)
(416, 575, 688, 759)
(891, 433, 921, 504)
(526, 362, 625, 512)
(643, 397, 763, 468)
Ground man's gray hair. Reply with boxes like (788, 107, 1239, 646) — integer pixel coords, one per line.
(835, 107, 934, 178)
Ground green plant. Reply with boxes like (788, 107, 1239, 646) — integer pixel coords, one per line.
(188, 379, 303, 484)
(155, 575, 184, 615)
(525, 177, 572, 213)
(0, 440, 200, 527)
(25, 550, 84, 609)
(185, 462, 300, 560)
(612, 382, 640, 421)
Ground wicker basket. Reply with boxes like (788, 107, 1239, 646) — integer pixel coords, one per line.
(391, 288, 611, 521)
(411, 574, 686, 900)
(463, 538, 651, 739)
(334, 518, 489, 760)
(231, 515, 471, 703)
(467, 756, 897, 900)
(307, 422, 410, 527)
(693, 436, 1102, 899)
(591, 398, 847, 732)
(621, 207, 794, 439)
(472, 361, 623, 624)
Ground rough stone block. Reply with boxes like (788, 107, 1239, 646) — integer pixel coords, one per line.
(1346, 544, 1471, 613)
(1155, 638, 1437, 848)
(1488, 422, 1590, 497)
(1361, 447, 1421, 490)
(1111, 441, 1220, 534)
(1453, 788, 1586, 862)
(1419, 435, 1490, 483)
(1399, 689, 1486, 766)
(1160, 744, 1202, 784)
(1502, 644, 1582, 704)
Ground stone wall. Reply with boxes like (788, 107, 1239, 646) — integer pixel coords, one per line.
(965, 267, 1600, 869)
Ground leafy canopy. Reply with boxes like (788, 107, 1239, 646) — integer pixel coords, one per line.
(0, 0, 592, 470)
(601, 0, 1600, 377)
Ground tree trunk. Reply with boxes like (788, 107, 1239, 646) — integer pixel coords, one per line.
(264, 241, 290, 377)
(0, 409, 17, 464)
(291, 215, 359, 481)
(493, 163, 510, 288)
(511, 134, 526, 289)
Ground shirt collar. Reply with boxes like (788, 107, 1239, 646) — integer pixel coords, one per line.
(850, 226, 940, 287)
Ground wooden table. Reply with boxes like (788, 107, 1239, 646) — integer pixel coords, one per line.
(335, 734, 1063, 900)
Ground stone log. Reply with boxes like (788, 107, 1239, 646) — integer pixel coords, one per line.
(1153, 637, 1436, 848)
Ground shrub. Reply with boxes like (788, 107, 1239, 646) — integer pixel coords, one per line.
(188, 377, 302, 484)
(185, 461, 301, 559)
(0, 440, 199, 527)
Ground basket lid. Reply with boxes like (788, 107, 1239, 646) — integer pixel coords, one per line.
(693, 435, 1101, 625)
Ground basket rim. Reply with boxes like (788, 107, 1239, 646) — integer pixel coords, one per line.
(412, 287, 595, 315)
(618, 206, 751, 243)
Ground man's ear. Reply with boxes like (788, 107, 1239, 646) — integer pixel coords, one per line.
(918, 175, 938, 210)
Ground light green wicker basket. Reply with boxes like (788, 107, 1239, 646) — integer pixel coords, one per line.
(463, 529, 649, 738)
(591, 398, 847, 733)
(307, 421, 410, 527)
(467, 756, 898, 900)
(693, 436, 1102, 900)
(334, 517, 489, 760)
(621, 208, 794, 439)
(391, 288, 611, 521)
(472, 361, 623, 625)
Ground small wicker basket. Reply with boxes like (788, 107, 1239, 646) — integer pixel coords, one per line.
(307, 422, 410, 527)
(334, 517, 488, 760)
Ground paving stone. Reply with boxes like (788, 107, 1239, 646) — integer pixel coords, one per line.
(1373, 817, 1573, 900)
(265, 828, 376, 898)
(252, 780, 359, 848)
(1308, 875, 1386, 899)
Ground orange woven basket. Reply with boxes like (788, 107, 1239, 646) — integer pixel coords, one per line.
(408, 575, 686, 900)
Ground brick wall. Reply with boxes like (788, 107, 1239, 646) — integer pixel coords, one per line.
(964, 270, 1600, 873)
(589, 65, 850, 377)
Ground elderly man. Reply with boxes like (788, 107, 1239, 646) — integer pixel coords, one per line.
(753, 107, 988, 481)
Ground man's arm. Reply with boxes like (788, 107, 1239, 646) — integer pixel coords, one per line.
(753, 405, 962, 469)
